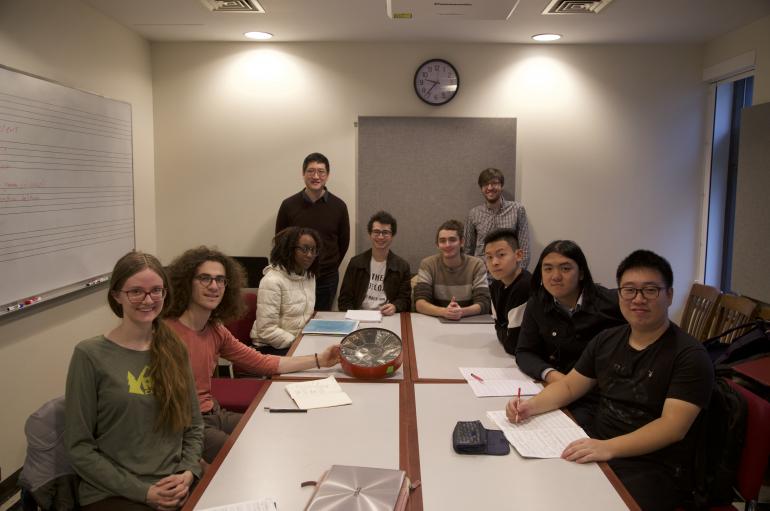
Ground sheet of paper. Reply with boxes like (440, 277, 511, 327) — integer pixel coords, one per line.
(459, 367, 542, 397)
(285, 375, 353, 409)
(199, 498, 278, 511)
(487, 409, 588, 458)
(345, 309, 382, 322)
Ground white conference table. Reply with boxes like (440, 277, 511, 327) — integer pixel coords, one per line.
(414, 383, 630, 510)
(285, 311, 405, 380)
(186, 312, 637, 511)
(192, 381, 401, 510)
(409, 313, 529, 381)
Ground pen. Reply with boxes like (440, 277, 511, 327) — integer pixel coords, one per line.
(515, 387, 521, 422)
(264, 407, 307, 413)
(470, 373, 484, 383)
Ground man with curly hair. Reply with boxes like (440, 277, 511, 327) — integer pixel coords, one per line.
(165, 246, 340, 463)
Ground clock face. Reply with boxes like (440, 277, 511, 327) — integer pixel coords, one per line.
(414, 59, 459, 105)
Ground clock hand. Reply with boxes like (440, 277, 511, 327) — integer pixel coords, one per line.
(426, 81, 438, 94)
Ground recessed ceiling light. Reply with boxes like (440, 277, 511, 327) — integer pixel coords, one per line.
(244, 31, 273, 40)
(532, 33, 562, 42)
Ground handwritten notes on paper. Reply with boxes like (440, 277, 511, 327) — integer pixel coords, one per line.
(285, 376, 353, 410)
(487, 409, 588, 458)
(459, 367, 542, 397)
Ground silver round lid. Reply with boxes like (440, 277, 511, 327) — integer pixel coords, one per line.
(340, 328, 402, 367)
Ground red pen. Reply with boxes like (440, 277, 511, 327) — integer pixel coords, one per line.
(515, 387, 521, 422)
(470, 373, 484, 383)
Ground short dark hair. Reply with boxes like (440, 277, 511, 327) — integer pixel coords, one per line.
(531, 240, 597, 298)
(483, 228, 519, 252)
(435, 219, 464, 244)
(302, 152, 330, 173)
(165, 246, 247, 324)
(367, 210, 397, 236)
(271, 226, 322, 277)
(477, 168, 505, 188)
(616, 249, 674, 288)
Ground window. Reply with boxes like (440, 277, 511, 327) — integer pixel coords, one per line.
(704, 75, 753, 291)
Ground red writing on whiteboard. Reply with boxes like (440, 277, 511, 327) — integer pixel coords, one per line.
(0, 124, 19, 135)
(2, 180, 44, 188)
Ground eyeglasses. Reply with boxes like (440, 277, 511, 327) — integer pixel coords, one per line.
(304, 168, 328, 177)
(618, 286, 665, 301)
(482, 180, 502, 188)
(371, 229, 393, 238)
(294, 245, 318, 256)
(121, 287, 166, 304)
(195, 274, 228, 287)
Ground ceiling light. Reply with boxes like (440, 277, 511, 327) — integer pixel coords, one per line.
(532, 33, 562, 42)
(244, 31, 273, 40)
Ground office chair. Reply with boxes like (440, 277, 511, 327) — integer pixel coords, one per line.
(723, 379, 770, 511)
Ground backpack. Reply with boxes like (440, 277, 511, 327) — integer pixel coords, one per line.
(704, 320, 770, 369)
(690, 378, 747, 509)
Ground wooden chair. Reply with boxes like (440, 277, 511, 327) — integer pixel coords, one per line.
(756, 304, 770, 322)
(680, 283, 721, 341)
(706, 294, 758, 344)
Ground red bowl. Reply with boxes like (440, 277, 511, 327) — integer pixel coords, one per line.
(339, 327, 403, 379)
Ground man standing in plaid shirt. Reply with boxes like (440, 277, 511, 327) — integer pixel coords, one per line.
(464, 168, 530, 269)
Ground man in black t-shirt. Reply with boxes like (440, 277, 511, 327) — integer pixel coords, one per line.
(506, 250, 714, 511)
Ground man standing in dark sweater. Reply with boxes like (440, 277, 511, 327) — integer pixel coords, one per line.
(276, 153, 350, 310)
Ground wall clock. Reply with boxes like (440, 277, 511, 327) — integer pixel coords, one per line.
(414, 59, 459, 106)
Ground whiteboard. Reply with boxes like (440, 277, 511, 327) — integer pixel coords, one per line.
(0, 65, 134, 316)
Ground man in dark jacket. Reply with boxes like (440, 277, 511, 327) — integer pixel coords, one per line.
(338, 211, 411, 315)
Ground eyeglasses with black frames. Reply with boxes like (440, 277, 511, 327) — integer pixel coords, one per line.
(294, 245, 318, 256)
(618, 286, 665, 301)
(195, 274, 229, 287)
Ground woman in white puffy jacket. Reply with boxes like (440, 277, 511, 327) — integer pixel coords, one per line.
(250, 227, 320, 355)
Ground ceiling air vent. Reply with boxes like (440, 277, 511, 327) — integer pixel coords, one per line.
(199, 0, 265, 13)
(542, 0, 615, 15)
(387, 0, 520, 20)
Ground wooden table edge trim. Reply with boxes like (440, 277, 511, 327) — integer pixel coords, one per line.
(597, 461, 641, 511)
(400, 377, 423, 511)
(402, 312, 419, 382)
(183, 380, 273, 510)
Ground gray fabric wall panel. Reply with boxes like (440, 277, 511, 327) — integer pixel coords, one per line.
(732, 102, 770, 303)
(357, 116, 516, 273)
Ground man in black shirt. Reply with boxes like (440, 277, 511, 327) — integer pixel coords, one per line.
(483, 228, 531, 355)
(276, 152, 350, 311)
(507, 250, 714, 511)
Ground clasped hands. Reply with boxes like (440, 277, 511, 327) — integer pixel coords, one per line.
(442, 296, 463, 321)
(146, 470, 193, 510)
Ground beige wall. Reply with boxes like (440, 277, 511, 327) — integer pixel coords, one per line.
(0, 0, 156, 474)
(153, 42, 705, 311)
(3, 0, 765, 479)
(704, 14, 770, 103)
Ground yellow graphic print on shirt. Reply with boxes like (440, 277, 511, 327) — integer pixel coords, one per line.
(127, 366, 153, 395)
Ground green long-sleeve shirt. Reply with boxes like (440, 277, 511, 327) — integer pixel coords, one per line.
(64, 336, 203, 506)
